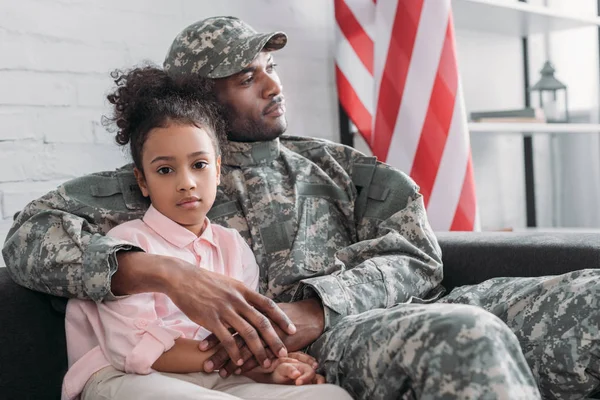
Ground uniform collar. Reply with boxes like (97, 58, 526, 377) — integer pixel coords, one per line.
(142, 205, 216, 249)
(221, 138, 281, 167)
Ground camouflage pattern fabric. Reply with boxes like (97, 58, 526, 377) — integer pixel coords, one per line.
(310, 268, 600, 399)
(440, 270, 600, 399)
(211, 137, 445, 332)
(308, 303, 541, 400)
(164, 16, 287, 79)
(3, 136, 600, 398)
(2, 168, 146, 301)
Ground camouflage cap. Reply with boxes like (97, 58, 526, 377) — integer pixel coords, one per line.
(164, 16, 287, 79)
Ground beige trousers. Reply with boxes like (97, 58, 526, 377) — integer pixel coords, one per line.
(81, 366, 353, 400)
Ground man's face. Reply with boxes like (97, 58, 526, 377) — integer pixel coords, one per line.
(214, 51, 287, 142)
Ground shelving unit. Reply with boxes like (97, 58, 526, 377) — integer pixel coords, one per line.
(453, 0, 600, 228)
(453, 0, 600, 36)
(454, 0, 600, 138)
(337, 0, 600, 228)
(468, 122, 600, 135)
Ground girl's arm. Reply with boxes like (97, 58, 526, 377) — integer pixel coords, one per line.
(151, 338, 221, 373)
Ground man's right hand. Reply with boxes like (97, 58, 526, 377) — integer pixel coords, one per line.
(112, 251, 296, 369)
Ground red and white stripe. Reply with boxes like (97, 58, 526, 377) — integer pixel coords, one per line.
(335, 0, 479, 231)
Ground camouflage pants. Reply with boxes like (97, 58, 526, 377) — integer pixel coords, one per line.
(307, 269, 600, 400)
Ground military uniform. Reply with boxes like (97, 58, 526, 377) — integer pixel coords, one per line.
(7, 135, 600, 399)
(4, 16, 600, 400)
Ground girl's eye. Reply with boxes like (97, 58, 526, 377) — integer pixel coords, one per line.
(267, 63, 278, 72)
(193, 161, 208, 169)
(157, 167, 173, 175)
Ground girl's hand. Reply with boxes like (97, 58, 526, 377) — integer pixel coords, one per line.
(286, 351, 319, 370)
(221, 349, 319, 378)
(270, 360, 326, 385)
(270, 356, 325, 386)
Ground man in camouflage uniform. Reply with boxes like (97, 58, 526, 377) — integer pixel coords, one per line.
(3, 16, 600, 400)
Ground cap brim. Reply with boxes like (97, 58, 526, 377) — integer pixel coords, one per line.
(207, 31, 287, 79)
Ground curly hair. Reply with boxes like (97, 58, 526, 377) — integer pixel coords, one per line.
(103, 65, 225, 171)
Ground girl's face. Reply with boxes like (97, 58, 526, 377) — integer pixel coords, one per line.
(134, 123, 221, 236)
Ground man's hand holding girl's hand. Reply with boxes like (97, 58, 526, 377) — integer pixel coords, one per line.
(200, 298, 325, 375)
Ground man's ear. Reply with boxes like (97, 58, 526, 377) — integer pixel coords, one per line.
(134, 167, 149, 197)
(215, 155, 221, 185)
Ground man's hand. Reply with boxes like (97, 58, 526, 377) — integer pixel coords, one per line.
(201, 298, 325, 375)
(112, 251, 296, 369)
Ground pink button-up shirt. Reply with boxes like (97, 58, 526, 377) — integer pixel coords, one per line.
(61, 205, 259, 400)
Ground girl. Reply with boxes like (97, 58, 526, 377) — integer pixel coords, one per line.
(61, 66, 352, 400)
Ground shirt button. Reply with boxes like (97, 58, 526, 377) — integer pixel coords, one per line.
(134, 319, 148, 329)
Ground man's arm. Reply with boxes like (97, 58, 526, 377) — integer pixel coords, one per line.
(2, 186, 135, 301)
(296, 161, 444, 330)
(2, 178, 295, 367)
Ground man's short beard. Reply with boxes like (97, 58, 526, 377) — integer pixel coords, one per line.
(226, 114, 287, 143)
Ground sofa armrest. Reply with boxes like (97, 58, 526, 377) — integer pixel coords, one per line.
(436, 232, 600, 292)
(0, 267, 67, 400)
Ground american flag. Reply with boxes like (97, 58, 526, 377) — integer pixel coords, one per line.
(335, 0, 479, 231)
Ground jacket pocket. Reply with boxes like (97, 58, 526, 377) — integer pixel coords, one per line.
(294, 192, 353, 273)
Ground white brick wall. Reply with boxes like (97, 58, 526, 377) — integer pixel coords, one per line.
(0, 0, 339, 267)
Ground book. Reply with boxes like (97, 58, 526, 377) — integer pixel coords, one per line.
(470, 108, 546, 122)
(473, 117, 545, 123)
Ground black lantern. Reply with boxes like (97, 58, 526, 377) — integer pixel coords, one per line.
(530, 61, 569, 123)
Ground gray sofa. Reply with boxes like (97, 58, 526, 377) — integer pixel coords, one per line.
(1, 231, 600, 399)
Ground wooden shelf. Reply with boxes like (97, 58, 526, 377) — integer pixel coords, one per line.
(453, 0, 600, 36)
(468, 122, 600, 135)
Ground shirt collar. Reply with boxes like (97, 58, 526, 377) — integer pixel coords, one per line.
(143, 205, 216, 249)
(221, 138, 280, 167)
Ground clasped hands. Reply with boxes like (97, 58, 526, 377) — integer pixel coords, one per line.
(151, 257, 326, 384)
(198, 299, 325, 382)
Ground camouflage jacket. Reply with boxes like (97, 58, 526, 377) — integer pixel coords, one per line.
(2, 136, 444, 330)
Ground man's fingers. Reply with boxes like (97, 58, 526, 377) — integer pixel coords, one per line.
(242, 301, 288, 361)
(228, 343, 270, 375)
(204, 347, 227, 372)
(238, 353, 260, 374)
(248, 291, 296, 335)
(204, 324, 242, 372)
(199, 328, 237, 351)
(314, 374, 326, 384)
(204, 334, 245, 373)
(198, 333, 221, 351)
(262, 347, 276, 366)
(220, 359, 237, 377)
(222, 345, 255, 377)
(227, 313, 272, 369)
